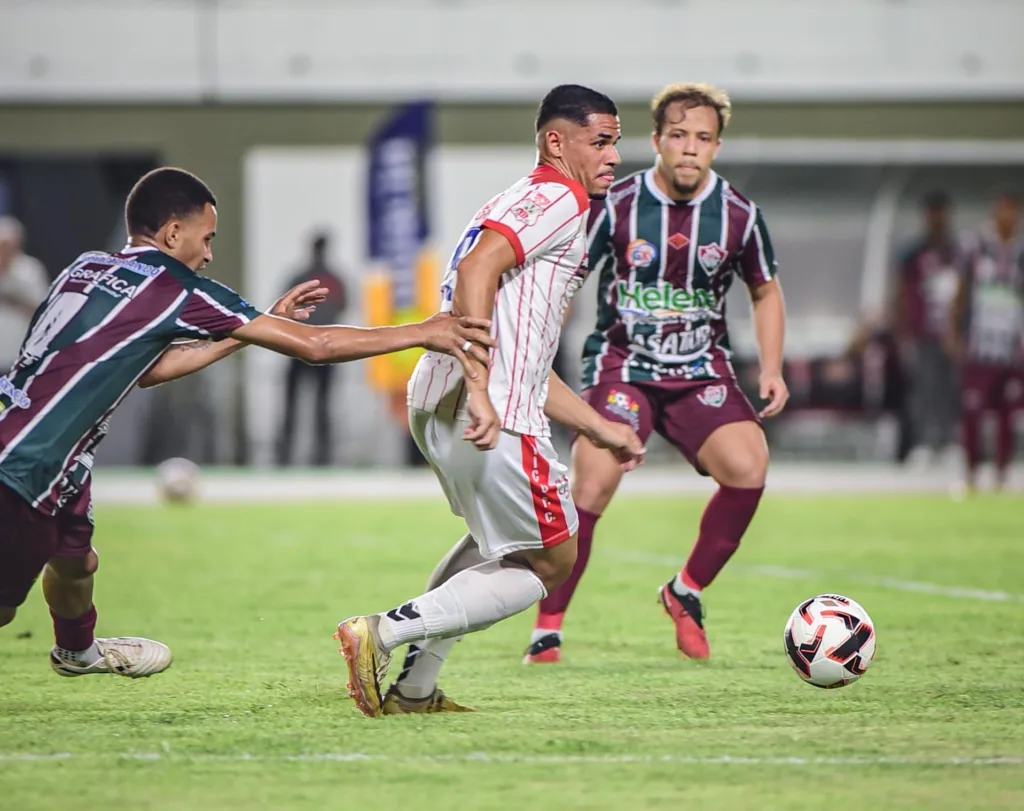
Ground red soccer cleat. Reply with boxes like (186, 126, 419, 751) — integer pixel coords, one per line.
(658, 581, 710, 660)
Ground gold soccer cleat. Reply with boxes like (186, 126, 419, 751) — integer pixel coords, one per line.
(335, 616, 392, 718)
(381, 684, 476, 715)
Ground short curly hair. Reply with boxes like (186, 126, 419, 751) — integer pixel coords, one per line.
(651, 83, 732, 136)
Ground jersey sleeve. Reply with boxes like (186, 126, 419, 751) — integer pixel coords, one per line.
(585, 199, 613, 271)
(176, 275, 262, 339)
(736, 208, 778, 287)
(482, 181, 587, 266)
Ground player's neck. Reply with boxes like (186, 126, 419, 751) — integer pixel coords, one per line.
(536, 157, 577, 185)
(127, 234, 161, 252)
(652, 164, 712, 203)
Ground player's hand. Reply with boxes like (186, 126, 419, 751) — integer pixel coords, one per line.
(269, 280, 329, 322)
(588, 420, 646, 472)
(463, 392, 501, 451)
(758, 371, 789, 418)
(419, 313, 496, 379)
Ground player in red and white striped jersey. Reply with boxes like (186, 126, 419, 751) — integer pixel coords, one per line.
(336, 85, 646, 717)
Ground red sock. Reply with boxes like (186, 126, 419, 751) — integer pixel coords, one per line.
(681, 485, 763, 589)
(995, 409, 1015, 482)
(51, 604, 97, 652)
(536, 508, 599, 629)
(961, 410, 982, 484)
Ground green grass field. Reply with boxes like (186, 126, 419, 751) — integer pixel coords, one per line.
(2, 493, 1023, 810)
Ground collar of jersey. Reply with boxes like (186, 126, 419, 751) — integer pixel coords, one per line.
(643, 168, 718, 207)
(529, 164, 589, 212)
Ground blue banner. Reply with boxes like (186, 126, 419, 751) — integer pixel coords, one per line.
(366, 100, 433, 312)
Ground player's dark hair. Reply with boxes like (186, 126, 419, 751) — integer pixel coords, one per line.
(535, 84, 618, 131)
(125, 167, 217, 237)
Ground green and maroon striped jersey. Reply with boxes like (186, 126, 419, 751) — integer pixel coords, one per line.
(0, 246, 260, 515)
(581, 169, 777, 388)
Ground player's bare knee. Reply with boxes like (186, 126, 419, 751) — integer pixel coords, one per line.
(571, 440, 623, 513)
(511, 535, 578, 592)
(0, 606, 16, 628)
(716, 448, 768, 489)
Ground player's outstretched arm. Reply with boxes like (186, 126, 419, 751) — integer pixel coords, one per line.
(138, 280, 328, 388)
(749, 278, 789, 418)
(229, 311, 494, 375)
(545, 371, 645, 471)
(453, 229, 518, 450)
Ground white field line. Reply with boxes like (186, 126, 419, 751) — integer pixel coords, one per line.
(0, 752, 1020, 767)
(610, 549, 1024, 604)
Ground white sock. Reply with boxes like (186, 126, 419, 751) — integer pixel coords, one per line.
(672, 573, 702, 598)
(376, 560, 547, 653)
(393, 534, 485, 699)
(393, 639, 458, 699)
(55, 641, 101, 666)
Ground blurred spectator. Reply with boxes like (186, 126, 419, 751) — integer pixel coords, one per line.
(948, 187, 1023, 491)
(0, 216, 50, 372)
(893, 191, 960, 466)
(276, 232, 348, 466)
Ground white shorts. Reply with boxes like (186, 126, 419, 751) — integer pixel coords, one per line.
(409, 408, 578, 560)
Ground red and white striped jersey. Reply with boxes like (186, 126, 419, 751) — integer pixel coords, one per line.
(407, 165, 590, 437)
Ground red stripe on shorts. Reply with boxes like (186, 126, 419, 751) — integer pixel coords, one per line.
(519, 435, 569, 547)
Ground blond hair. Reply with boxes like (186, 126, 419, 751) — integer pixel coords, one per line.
(651, 83, 731, 135)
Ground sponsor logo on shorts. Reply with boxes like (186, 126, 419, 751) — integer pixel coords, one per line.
(698, 242, 728, 273)
(605, 388, 641, 429)
(697, 384, 728, 408)
(0, 375, 31, 409)
(625, 239, 658, 268)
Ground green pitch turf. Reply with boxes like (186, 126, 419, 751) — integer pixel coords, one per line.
(1, 494, 1022, 810)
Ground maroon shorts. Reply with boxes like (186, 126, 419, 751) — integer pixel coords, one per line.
(582, 378, 760, 475)
(0, 481, 94, 608)
(960, 363, 1024, 415)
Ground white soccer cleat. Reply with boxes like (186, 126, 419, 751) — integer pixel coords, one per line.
(50, 637, 173, 678)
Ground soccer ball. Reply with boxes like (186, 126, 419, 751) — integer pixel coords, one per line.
(155, 457, 201, 503)
(783, 594, 876, 689)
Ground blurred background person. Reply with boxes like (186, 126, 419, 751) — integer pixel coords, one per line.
(948, 187, 1024, 492)
(275, 232, 348, 466)
(0, 216, 49, 373)
(893, 191, 960, 468)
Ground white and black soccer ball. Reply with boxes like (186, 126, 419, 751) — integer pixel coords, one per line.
(783, 594, 876, 689)
(155, 457, 201, 504)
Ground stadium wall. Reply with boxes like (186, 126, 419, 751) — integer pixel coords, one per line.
(2, 101, 1023, 293)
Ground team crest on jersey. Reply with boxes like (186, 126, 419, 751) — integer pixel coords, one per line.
(511, 191, 551, 227)
(698, 242, 728, 273)
(625, 239, 658, 268)
(605, 388, 641, 429)
(697, 384, 728, 408)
